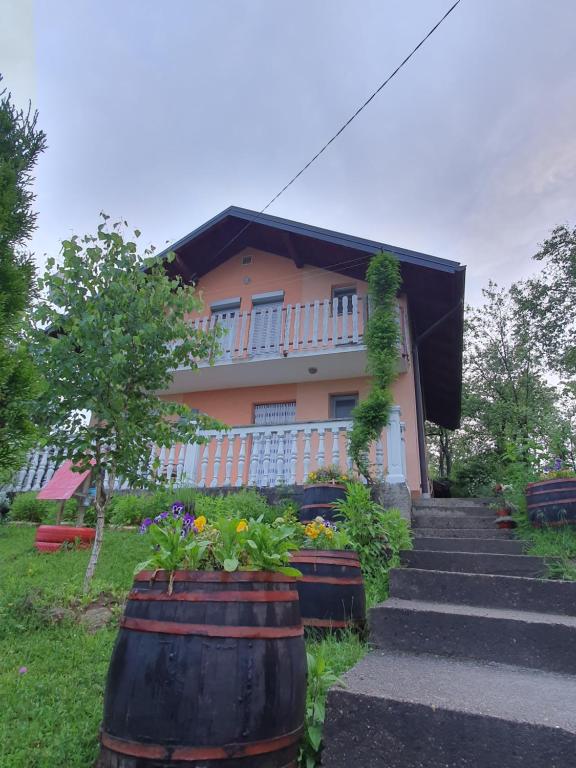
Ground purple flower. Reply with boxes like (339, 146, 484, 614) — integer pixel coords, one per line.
(153, 511, 169, 523)
(139, 517, 153, 534)
(554, 457, 563, 471)
(172, 501, 185, 515)
(18, 666, 27, 675)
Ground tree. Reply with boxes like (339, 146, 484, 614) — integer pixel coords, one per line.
(429, 281, 563, 496)
(349, 251, 401, 481)
(0, 76, 46, 480)
(31, 217, 219, 591)
(513, 224, 576, 381)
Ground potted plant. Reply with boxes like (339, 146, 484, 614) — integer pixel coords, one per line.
(98, 502, 306, 768)
(300, 466, 352, 522)
(491, 484, 517, 530)
(526, 460, 576, 528)
(291, 516, 365, 634)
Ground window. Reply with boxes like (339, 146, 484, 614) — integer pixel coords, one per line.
(332, 285, 356, 315)
(242, 254, 253, 265)
(330, 393, 359, 420)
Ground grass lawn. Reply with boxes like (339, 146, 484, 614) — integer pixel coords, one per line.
(0, 525, 366, 768)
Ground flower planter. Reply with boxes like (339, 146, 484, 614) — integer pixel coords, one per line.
(98, 570, 306, 768)
(35, 524, 95, 553)
(495, 507, 515, 530)
(290, 549, 366, 633)
(299, 483, 347, 523)
(526, 477, 576, 527)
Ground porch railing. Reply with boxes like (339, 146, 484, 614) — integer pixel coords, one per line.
(120, 406, 407, 490)
(4, 408, 408, 494)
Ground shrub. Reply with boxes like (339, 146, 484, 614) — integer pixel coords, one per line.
(333, 482, 412, 603)
(8, 493, 78, 524)
(108, 490, 173, 526)
(109, 488, 281, 527)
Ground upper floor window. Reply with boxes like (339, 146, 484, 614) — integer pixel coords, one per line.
(332, 285, 357, 315)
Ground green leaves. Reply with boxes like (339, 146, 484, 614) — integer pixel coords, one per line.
(349, 251, 400, 480)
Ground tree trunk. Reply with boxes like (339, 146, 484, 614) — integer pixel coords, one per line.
(83, 470, 114, 593)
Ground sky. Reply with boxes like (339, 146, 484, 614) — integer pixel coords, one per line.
(2, 0, 576, 305)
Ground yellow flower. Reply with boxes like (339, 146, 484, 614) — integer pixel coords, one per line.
(195, 515, 207, 532)
(236, 519, 248, 533)
(325, 528, 334, 538)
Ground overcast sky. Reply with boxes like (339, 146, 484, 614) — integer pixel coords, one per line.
(2, 0, 575, 304)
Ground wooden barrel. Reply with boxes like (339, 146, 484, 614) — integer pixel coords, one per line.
(299, 483, 346, 522)
(526, 478, 576, 527)
(290, 550, 365, 632)
(35, 525, 95, 552)
(98, 570, 306, 768)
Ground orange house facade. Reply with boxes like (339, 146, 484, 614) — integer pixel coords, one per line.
(151, 208, 466, 499)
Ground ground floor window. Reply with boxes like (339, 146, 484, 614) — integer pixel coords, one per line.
(330, 393, 358, 419)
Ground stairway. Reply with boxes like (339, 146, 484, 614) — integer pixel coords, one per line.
(322, 497, 576, 768)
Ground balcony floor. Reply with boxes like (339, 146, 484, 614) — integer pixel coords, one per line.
(160, 345, 373, 394)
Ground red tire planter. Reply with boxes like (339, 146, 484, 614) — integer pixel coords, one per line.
(299, 483, 347, 523)
(98, 570, 306, 768)
(526, 477, 576, 527)
(495, 507, 515, 529)
(35, 525, 95, 552)
(290, 549, 366, 633)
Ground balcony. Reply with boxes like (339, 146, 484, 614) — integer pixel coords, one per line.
(163, 296, 407, 394)
(122, 406, 407, 490)
(6, 408, 408, 494)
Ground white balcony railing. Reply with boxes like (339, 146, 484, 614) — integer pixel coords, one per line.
(186, 295, 369, 364)
(118, 407, 407, 490)
(4, 409, 408, 494)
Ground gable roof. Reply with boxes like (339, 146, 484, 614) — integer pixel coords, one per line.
(161, 206, 465, 429)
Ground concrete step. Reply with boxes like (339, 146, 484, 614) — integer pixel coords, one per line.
(414, 497, 493, 508)
(414, 526, 516, 539)
(412, 536, 525, 554)
(370, 598, 576, 675)
(390, 568, 576, 616)
(400, 549, 548, 577)
(412, 513, 497, 530)
(412, 506, 495, 517)
(323, 650, 576, 768)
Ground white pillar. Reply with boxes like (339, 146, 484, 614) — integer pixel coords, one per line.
(385, 405, 405, 484)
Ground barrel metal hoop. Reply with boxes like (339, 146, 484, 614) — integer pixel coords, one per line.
(290, 556, 360, 567)
(101, 725, 303, 760)
(297, 576, 364, 585)
(128, 589, 299, 603)
(120, 616, 304, 638)
(527, 497, 576, 509)
(135, 570, 296, 583)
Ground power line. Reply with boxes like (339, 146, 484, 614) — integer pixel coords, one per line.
(209, 0, 463, 263)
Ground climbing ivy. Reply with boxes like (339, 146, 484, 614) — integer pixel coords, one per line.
(350, 251, 401, 480)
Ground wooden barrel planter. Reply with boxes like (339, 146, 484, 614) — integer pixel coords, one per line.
(299, 483, 346, 523)
(35, 525, 95, 553)
(98, 570, 306, 768)
(290, 550, 365, 633)
(526, 477, 576, 527)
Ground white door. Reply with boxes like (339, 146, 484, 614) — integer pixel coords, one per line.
(249, 301, 282, 356)
(253, 402, 296, 486)
(212, 308, 238, 360)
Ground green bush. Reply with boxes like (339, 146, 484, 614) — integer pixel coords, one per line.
(107, 488, 282, 527)
(107, 490, 173, 526)
(8, 493, 78, 524)
(332, 482, 412, 604)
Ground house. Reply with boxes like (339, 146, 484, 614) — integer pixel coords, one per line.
(150, 206, 465, 501)
(6, 207, 464, 500)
